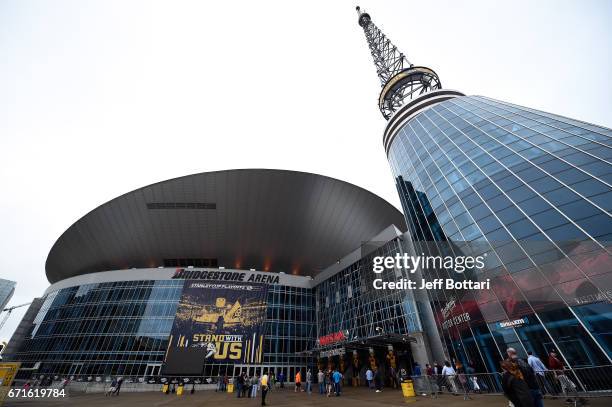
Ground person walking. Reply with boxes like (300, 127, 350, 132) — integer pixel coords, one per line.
(501, 359, 535, 407)
(455, 361, 467, 393)
(548, 350, 582, 404)
(251, 374, 259, 398)
(413, 362, 426, 395)
(527, 351, 551, 395)
(306, 369, 312, 394)
(294, 370, 302, 392)
(325, 370, 333, 397)
(507, 348, 543, 407)
(434, 361, 444, 394)
(278, 371, 285, 389)
(243, 373, 250, 398)
(269, 372, 275, 392)
(332, 369, 342, 396)
(442, 361, 458, 394)
(466, 363, 480, 393)
(236, 373, 244, 398)
(106, 378, 117, 396)
(365, 368, 373, 389)
(260, 372, 269, 406)
(114, 378, 123, 395)
(373, 367, 382, 392)
(425, 363, 439, 394)
(317, 369, 325, 394)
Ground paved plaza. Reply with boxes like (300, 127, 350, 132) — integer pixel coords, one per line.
(4, 387, 611, 407)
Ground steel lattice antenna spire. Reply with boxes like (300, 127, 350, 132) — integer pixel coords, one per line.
(356, 6, 442, 120)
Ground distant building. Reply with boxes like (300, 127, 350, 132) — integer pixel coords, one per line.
(0, 278, 16, 311)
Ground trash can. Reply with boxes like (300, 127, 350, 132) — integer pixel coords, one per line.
(401, 380, 416, 397)
(227, 383, 234, 393)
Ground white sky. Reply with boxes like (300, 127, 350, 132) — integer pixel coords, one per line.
(0, 0, 611, 341)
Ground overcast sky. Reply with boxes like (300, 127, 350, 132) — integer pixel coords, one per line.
(1, 0, 611, 341)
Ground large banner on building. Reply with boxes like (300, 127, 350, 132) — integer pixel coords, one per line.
(163, 278, 269, 375)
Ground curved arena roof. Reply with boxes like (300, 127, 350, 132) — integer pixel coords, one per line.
(46, 169, 406, 283)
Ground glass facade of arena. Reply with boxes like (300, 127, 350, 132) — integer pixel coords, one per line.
(13, 279, 315, 378)
(387, 95, 612, 373)
(314, 238, 427, 382)
(316, 239, 421, 339)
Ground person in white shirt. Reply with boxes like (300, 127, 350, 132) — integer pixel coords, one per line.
(441, 361, 458, 394)
(528, 351, 552, 395)
(365, 368, 374, 389)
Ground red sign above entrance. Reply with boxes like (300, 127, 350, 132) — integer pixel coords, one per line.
(318, 331, 346, 346)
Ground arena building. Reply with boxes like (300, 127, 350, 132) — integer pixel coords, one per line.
(7, 169, 442, 382)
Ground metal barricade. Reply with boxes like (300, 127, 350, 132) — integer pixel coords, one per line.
(411, 365, 612, 403)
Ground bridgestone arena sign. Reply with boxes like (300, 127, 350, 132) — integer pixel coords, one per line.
(172, 268, 280, 285)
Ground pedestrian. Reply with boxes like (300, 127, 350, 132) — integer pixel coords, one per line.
(237, 374, 244, 398)
(332, 369, 342, 396)
(279, 371, 285, 389)
(527, 352, 550, 394)
(306, 369, 312, 394)
(106, 378, 117, 396)
(269, 372, 275, 392)
(294, 370, 302, 392)
(442, 361, 458, 394)
(373, 367, 382, 393)
(317, 369, 325, 394)
(365, 367, 374, 389)
(251, 374, 259, 398)
(506, 348, 543, 407)
(326, 370, 333, 397)
(501, 359, 535, 407)
(413, 362, 422, 376)
(466, 363, 480, 393)
(548, 350, 583, 404)
(261, 371, 269, 406)
(243, 373, 250, 398)
(425, 363, 439, 393)
(114, 378, 123, 395)
(389, 366, 399, 389)
(455, 361, 467, 393)
(434, 361, 444, 393)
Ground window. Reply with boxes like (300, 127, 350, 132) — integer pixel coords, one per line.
(570, 178, 609, 198)
(532, 209, 569, 230)
(544, 188, 581, 206)
(519, 195, 551, 216)
(575, 214, 612, 239)
(506, 185, 535, 203)
(477, 215, 502, 233)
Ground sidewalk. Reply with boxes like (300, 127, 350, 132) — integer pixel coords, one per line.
(5, 387, 612, 407)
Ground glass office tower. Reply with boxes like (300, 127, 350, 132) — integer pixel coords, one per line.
(0, 278, 16, 310)
(386, 92, 612, 372)
(355, 5, 611, 374)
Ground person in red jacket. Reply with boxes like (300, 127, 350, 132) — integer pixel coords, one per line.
(548, 350, 580, 403)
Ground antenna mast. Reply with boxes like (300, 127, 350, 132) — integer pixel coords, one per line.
(356, 6, 442, 120)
